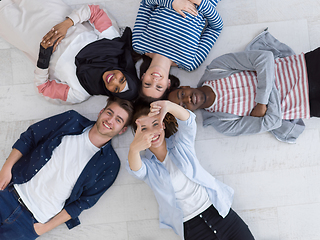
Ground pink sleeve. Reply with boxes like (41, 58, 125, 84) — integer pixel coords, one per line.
(88, 5, 112, 33)
(37, 80, 70, 101)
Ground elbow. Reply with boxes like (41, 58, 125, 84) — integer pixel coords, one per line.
(263, 114, 282, 131)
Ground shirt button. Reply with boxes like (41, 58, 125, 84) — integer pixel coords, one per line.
(214, 230, 217, 234)
(205, 220, 207, 223)
(209, 225, 212, 228)
(199, 214, 202, 218)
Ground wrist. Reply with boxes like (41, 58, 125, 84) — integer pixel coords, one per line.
(2, 161, 13, 171)
(129, 146, 140, 155)
(65, 17, 74, 27)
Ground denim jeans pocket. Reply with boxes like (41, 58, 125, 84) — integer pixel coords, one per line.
(3, 205, 23, 225)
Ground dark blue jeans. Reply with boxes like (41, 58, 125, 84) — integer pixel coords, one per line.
(183, 206, 254, 240)
(0, 185, 39, 240)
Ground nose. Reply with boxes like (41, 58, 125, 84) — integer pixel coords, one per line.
(182, 94, 191, 104)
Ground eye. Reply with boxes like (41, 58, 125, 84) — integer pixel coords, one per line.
(116, 118, 121, 123)
(153, 123, 159, 127)
(144, 83, 151, 86)
(181, 91, 185, 97)
(121, 77, 126, 83)
(107, 111, 112, 116)
(114, 87, 119, 93)
(156, 85, 162, 89)
(141, 127, 147, 131)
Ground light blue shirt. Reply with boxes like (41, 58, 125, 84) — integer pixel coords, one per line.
(126, 111, 234, 239)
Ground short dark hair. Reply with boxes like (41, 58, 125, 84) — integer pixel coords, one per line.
(131, 100, 178, 138)
(105, 96, 134, 127)
(133, 53, 180, 103)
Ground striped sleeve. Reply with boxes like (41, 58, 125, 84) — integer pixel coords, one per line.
(132, 2, 153, 54)
(190, 0, 223, 71)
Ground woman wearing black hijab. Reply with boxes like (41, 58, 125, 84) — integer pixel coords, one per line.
(0, 1, 139, 103)
(75, 27, 138, 101)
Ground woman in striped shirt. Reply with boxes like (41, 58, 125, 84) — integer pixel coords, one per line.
(132, 0, 223, 100)
(167, 31, 320, 143)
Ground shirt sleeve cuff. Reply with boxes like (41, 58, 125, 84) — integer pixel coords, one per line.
(67, 12, 80, 25)
(125, 159, 147, 180)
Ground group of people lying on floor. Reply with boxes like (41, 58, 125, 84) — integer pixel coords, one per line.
(0, 0, 318, 239)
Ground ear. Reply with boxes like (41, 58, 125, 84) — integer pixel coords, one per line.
(98, 108, 105, 117)
(118, 126, 128, 135)
(162, 122, 166, 130)
(141, 73, 145, 81)
(168, 78, 171, 88)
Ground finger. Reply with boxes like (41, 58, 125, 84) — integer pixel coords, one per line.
(186, 5, 197, 16)
(42, 29, 56, 43)
(0, 180, 7, 191)
(53, 37, 62, 52)
(135, 119, 142, 132)
(149, 107, 161, 113)
(148, 111, 160, 117)
(178, 10, 186, 18)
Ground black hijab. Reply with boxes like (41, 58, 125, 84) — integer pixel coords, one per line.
(75, 27, 139, 100)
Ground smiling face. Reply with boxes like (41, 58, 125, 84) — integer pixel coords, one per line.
(96, 102, 129, 138)
(137, 115, 166, 149)
(102, 70, 127, 93)
(168, 86, 206, 111)
(141, 66, 170, 99)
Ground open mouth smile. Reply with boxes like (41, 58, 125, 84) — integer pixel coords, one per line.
(192, 93, 197, 105)
(103, 121, 111, 129)
(151, 134, 160, 143)
(106, 74, 114, 84)
(151, 72, 161, 78)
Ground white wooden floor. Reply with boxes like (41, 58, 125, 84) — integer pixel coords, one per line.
(1, 0, 320, 239)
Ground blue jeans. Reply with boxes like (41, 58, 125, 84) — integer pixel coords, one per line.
(183, 206, 255, 240)
(0, 185, 39, 240)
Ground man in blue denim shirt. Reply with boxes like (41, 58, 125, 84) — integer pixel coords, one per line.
(0, 97, 133, 240)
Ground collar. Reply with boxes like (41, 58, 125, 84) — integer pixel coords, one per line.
(83, 124, 112, 153)
(145, 148, 156, 160)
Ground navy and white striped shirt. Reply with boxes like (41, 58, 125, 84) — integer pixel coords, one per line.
(132, 0, 223, 72)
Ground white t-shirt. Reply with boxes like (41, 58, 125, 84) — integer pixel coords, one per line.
(162, 154, 212, 222)
(15, 127, 99, 223)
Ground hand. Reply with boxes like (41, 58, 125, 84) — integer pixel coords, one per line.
(0, 166, 12, 190)
(250, 103, 267, 117)
(34, 222, 49, 236)
(188, 0, 202, 6)
(130, 120, 159, 153)
(42, 18, 74, 52)
(148, 100, 169, 124)
(172, 0, 198, 18)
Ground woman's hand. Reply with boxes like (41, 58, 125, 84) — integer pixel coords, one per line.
(250, 103, 267, 117)
(42, 18, 74, 52)
(130, 120, 158, 153)
(148, 100, 169, 123)
(149, 100, 190, 122)
(188, 0, 202, 6)
(172, 0, 198, 18)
